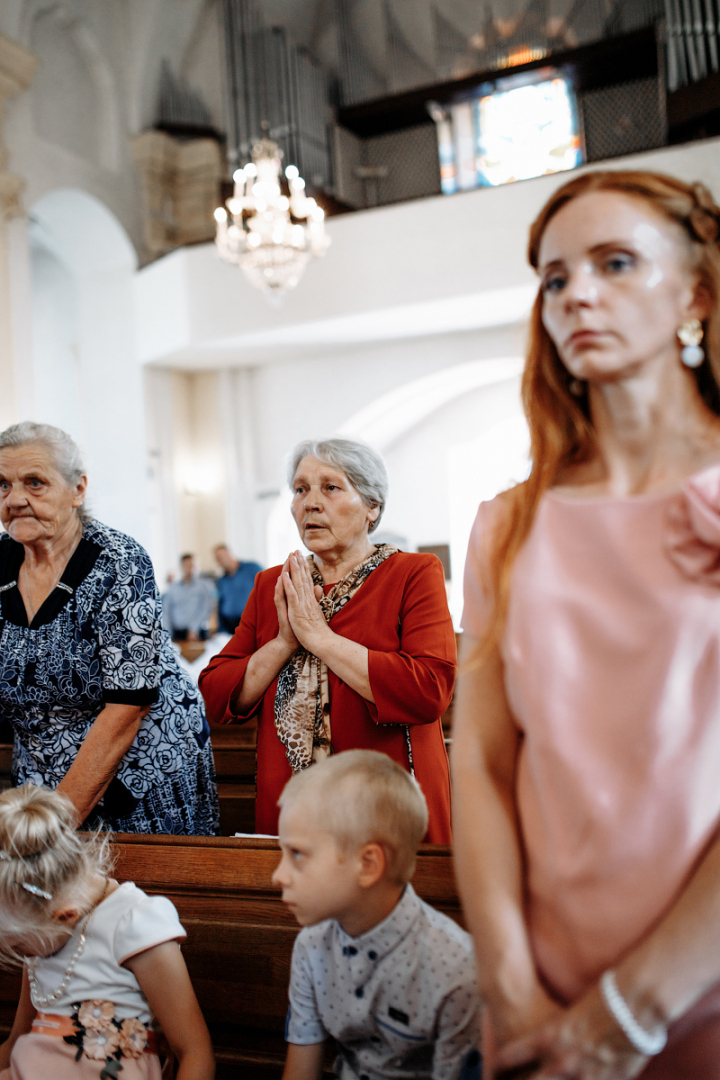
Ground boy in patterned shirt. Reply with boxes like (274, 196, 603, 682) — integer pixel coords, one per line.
(273, 750, 481, 1080)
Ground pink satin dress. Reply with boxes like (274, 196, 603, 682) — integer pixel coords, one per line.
(462, 464, 720, 1077)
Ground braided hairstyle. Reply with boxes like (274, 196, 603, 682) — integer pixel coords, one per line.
(481, 170, 720, 654)
(0, 785, 112, 968)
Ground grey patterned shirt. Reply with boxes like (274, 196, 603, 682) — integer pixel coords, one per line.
(286, 884, 481, 1080)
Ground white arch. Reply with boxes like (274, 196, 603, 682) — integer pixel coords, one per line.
(447, 414, 531, 625)
(30, 188, 136, 276)
(335, 356, 523, 451)
(27, 187, 149, 550)
(266, 356, 526, 567)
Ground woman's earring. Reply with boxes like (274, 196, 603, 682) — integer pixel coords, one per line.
(568, 379, 585, 397)
(678, 318, 705, 368)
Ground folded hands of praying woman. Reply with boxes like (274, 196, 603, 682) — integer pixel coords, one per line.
(279, 551, 327, 652)
(493, 985, 647, 1080)
(273, 555, 301, 652)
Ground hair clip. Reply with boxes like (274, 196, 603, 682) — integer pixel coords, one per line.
(22, 883, 52, 901)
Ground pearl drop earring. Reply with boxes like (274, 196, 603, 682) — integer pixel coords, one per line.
(678, 318, 705, 368)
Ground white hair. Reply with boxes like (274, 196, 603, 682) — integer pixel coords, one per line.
(0, 422, 89, 522)
(287, 438, 388, 532)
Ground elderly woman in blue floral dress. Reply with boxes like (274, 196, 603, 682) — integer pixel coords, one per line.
(0, 422, 219, 834)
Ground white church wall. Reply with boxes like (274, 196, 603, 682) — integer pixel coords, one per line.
(223, 329, 524, 571)
(245, 327, 525, 491)
(26, 189, 152, 550)
(133, 135, 720, 370)
(2, 2, 223, 262)
(446, 413, 531, 626)
(171, 369, 228, 574)
(27, 242, 83, 433)
(137, 134, 720, 581)
(380, 375, 524, 554)
(256, 367, 525, 587)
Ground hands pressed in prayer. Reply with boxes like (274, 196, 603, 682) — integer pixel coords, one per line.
(275, 550, 375, 702)
(273, 556, 301, 652)
(493, 986, 647, 1080)
(280, 551, 328, 653)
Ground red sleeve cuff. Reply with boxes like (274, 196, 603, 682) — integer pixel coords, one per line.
(367, 650, 455, 726)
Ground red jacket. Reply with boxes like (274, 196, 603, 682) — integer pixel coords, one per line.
(199, 552, 455, 841)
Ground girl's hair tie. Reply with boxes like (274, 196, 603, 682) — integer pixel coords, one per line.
(22, 883, 53, 901)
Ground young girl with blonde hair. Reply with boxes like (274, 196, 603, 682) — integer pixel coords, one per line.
(0, 784, 214, 1079)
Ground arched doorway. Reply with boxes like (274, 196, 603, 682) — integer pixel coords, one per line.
(28, 189, 151, 549)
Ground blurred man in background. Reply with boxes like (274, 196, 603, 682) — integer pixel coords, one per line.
(163, 553, 216, 641)
(213, 544, 263, 634)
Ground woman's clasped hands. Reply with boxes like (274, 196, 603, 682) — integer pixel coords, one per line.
(274, 551, 327, 654)
(493, 985, 648, 1080)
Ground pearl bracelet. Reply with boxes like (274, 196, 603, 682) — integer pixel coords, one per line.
(600, 970, 668, 1057)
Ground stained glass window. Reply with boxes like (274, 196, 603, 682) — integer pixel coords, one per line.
(436, 70, 583, 193)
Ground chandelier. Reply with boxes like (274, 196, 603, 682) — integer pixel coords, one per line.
(214, 138, 330, 303)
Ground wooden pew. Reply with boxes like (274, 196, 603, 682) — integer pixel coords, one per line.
(0, 836, 462, 1079)
(0, 725, 256, 838)
(0, 627, 462, 834)
(210, 721, 257, 836)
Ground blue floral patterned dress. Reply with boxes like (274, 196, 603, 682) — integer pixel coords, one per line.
(0, 519, 219, 835)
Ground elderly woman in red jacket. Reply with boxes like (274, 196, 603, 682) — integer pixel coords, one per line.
(199, 437, 455, 841)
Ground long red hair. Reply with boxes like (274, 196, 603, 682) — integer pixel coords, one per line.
(482, 169, 720, 653)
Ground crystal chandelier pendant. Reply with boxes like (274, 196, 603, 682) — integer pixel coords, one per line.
(214, 138, 330, 305)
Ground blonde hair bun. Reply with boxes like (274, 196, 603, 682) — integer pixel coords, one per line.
(0, 785, 113, 968)
(0, 784, 78, 860)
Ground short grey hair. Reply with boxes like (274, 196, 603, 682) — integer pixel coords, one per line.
(288, 438, 388, 533)
(0, 422, 90, 522)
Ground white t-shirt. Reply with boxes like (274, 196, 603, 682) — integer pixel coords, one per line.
(29, 881, 186, 1023)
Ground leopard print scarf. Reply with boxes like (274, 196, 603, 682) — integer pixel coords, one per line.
(274, 544, 399, 772)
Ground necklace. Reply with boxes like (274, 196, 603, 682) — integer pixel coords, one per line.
(26, 915, 89, 1008)
(26, 878, 110, 1009)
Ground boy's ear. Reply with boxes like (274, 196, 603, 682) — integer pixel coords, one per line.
(356, 842, 387, 889)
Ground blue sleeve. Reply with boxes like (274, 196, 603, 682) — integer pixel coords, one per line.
(96, 545, 162, 706)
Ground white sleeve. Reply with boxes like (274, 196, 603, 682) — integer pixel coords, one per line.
(431, 981, 482, 1080)
(114, 894, 187, 966)
(285, 935, 326, 1045)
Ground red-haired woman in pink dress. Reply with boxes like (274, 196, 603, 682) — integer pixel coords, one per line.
(453, 171, 720, 1079)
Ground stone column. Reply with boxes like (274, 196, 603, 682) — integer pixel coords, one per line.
(0, 35, 37, 431)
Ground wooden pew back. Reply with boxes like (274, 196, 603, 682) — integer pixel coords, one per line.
(0, 837, 461, 1080)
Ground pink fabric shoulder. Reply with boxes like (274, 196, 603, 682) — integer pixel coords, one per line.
(665, 463, 720, 584)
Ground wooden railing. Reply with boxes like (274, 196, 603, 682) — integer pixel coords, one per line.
(0, 836, 461, 1079)
(0, 688, 454, 838)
